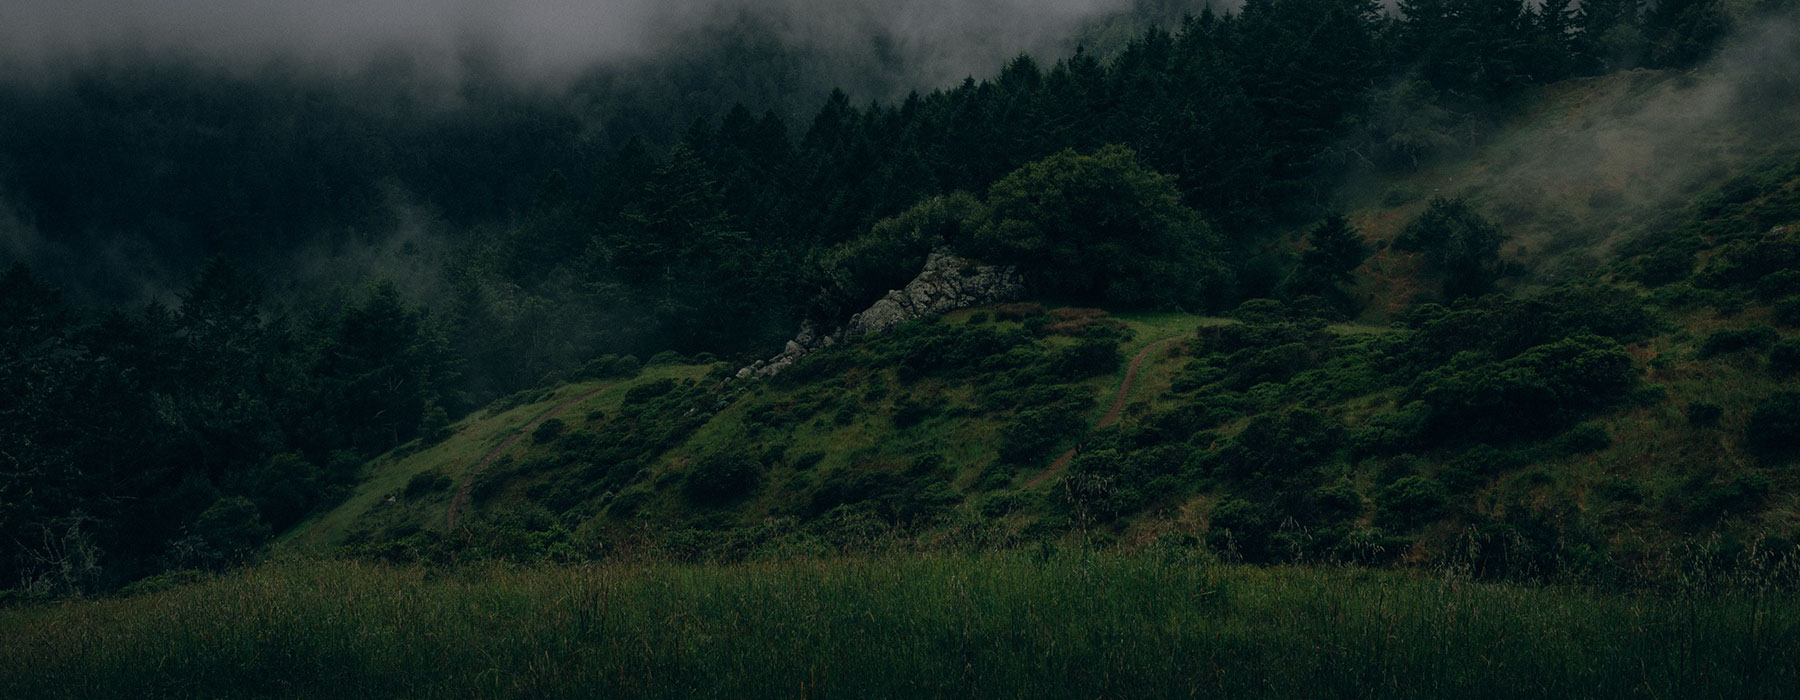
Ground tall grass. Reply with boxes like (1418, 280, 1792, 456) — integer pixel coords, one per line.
(3, 550, 1796, 699)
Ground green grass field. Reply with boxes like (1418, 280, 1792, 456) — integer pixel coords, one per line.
(3, 550, 1795, 699)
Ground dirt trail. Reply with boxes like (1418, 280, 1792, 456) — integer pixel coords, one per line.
(1025, 336, 1180, 489)
(446, 383, 613, 529)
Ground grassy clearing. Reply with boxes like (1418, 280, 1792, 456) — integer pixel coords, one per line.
(3, 551, 1796, 699)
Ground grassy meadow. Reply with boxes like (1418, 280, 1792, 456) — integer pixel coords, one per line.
(4, 549, 1796, 699)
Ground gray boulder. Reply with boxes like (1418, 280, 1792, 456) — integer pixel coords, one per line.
(734, 251, 1025, 379)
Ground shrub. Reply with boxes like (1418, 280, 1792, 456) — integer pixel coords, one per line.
(1699, 325, 1779, 357)
(623, 378, 677, 406)
(1770, 339, 1800, 376)
(1553, 424, 1612, 455)
(1394, 196, 1508, 299)
(1776, 298, 1800, 327)
(1206, 498, 1277, 562)
(605, 487, 654, 519)
(1746, 390, 1800, 460)
(1416, 334, 1639, 441)
(1682, 474, 1773, 524)
(993, 302, 1046, 321)
(1308, 483, 1363, 524)
(683, 451, 762, 505)
(1211, 408, 1343, 483)
(184, 497, 272, 568)
(1592, 477, 1647, 504)
(646, 351, 687, 366)
(532, 418, 567, 444)
(579, 354, 642, 379)
(1756, 270, 1800, 300)
(1687, 401, 1724, 428)
(998, 403, 1087, 465)
(1047, 337, 1121, 380)
(1634, 245, 1694, 286)
(404, 470, 453, 499)
(241, 453, 322, 530)
(1059, 450, 1146, 522)
(891, 393, 945, 428)
(1376, 477, 1448, 530)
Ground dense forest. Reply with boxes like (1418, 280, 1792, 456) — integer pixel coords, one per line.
(1, 0, 1787, 594)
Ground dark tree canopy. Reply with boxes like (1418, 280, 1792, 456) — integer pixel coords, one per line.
(970, 145, 1227, 309)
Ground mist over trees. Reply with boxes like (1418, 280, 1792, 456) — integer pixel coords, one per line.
(0, 0, 1774, 591)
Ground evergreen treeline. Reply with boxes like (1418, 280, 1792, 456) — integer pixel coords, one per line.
(0, 0, 1745, 592)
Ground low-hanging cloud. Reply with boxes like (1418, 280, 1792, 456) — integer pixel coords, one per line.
(0, 0, 1141, 88)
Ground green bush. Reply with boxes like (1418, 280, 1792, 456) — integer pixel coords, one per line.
(1746, 391, 1800, 460)
(1059, 450, 1147, 522)
(1416, 334, 1639, 441)
(1770, 339, 1800, 376)
(623, 378, 678, 406)
(1307, 483, 1364, 524)
(1394, 196, 1508, 299)
(1681, 474, 1773, 524)
(403, 470, 453, 499)
(605, 487, 654, 519)
(579, 354, 642, 379)
(1699, 325, 1778, 357)
(1553, 424, 1612, 455)
(891, 393, 945, 428)
(182, 497, 272, 569)
(1776, 298, 1800, 327)
(1687, 401, 1724, 428)
(240, 453, 322, 531)
(1756, 270, 1800, 300)
(532, 418, 567, 444)
(1376, 477, 1448, 530)
(998, 403, 1087, 465)
(646, 351, 687, 366)
(683, 451, 763, 505)
(1205, 497, 1277, 562)
(1210, 408, 1343, 483)
(1047, 337, 1121, 381)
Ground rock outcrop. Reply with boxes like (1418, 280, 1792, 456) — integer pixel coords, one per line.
(735, 251, 1025, 380)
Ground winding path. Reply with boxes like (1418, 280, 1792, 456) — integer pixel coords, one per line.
(446, 383, 614, 529)
(1025, 336, 1181, 489)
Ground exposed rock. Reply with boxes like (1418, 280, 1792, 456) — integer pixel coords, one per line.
(733, 251, 1025, 380)
(845, 251, 1027, 337)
